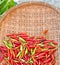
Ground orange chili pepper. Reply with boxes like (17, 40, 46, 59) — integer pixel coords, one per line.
(49, 49, 56, 54)
(15, 45, 20, 49)
(21, 50, 25, 58)
(5, 59, 10, 64)
(31, 55, 36, 61)
(8, 49, 10, 59)
(42, 30, 48, 35)
(51, 60, 56, 65)
(10, 48, 15, 58)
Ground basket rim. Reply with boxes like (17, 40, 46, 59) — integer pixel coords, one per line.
(0, 1, 60, 29)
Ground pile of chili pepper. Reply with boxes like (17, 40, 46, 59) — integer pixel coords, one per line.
(0, 31, 58, 65)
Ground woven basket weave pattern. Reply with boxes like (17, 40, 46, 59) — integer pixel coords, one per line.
(0, 2, 60, 65)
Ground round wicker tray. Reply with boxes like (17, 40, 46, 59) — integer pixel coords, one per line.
(0, 2, 60, 65)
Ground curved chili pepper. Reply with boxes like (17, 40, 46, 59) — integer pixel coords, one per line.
(51, 60, 56, 65)
(43, 57, 52, 63)
(42, 30, 48, 35)
(0, 32, 58, 65)
(0, 52, 4, 63)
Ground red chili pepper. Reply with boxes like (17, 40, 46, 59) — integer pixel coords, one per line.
(44, 50, 49, 53)
(0, 52, 4, 63)
(35, 45, 42, 53)
(37, 56, 45, 60)
(25, 45, 30, 51)
(51, 54, 55, 60)
(29, 45, 35, 48)
(36, 36, 46, 41)
(26, 38, 33, 42)
(30, 36, 35, 39)
(18, 32, 28, 39)
(35, 52, 46, 57)
(45, 63, 49, 65)
(43, 57, 51, 63)
(52, 40, 58, 45)
(47, 46, 55, 49)
(7, 34, 14, 37)
(10, 59, 14, 65)
(13, 41, 21, 47)
(23, 55, 29, 61)
(38, 60, 41, 65)
(1, 63, 6, 65)
(7, 34, 19, 41)
(0, 46, 7, 51)
(43, 40, 51, 44)
(49, 49, 56, 54)
(32, 62, 37, 65)
(26, 63, 30, 65)
(25, 38, 38, 44)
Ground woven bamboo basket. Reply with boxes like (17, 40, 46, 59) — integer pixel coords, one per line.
(0, 2, 60, 65)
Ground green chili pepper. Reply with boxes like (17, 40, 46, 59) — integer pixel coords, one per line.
(8, 42, 13, 47)
(19, 37, 26, 43)
(20, 59, 25, 62)
(32, 48, 36, 55)
(26, 58, 32, 65)
(30, 49, 33, 55)
(16, 51, 22, 57)
(42, 48, 48, 51)
(25, 48, 28, 54)
(38, 43, 44, 47)
(7, 63, 11, 65)
(30, 48, 36, 55)
(49, 42, 55, 46)
(17, 45, 24, 57)
(20, 45, 23, 51)
(13, 60, 18, 62)
(3, 40, 12, 49)
(16, 45, 22, 57)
